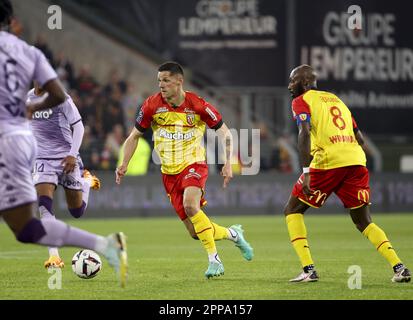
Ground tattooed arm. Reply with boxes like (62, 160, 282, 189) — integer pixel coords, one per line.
(216, 123, 233, 188)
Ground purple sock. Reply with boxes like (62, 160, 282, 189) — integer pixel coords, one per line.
(39, 195, 54, 217)
(69, 201, 86, 219)
(17, 218, 98, 249)
(17, 218, 46, 243)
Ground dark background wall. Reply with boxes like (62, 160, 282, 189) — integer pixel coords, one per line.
(54, 172, 413, 218)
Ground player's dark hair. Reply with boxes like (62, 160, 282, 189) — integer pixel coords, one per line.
(158, 61, 184, 77)
(0, 0, 13, 27)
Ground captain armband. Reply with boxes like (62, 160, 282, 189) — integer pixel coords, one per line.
(296, 113, 311, 125)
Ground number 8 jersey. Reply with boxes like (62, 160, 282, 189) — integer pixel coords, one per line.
(0, 31, 57, 135)
(291, 89, 366, 170)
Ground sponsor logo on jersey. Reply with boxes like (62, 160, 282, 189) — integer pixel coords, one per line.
(32, 109, 53, 119)
(155, 107, 168, 114)
(184, 108, 195, 113)
(159, 128, 194, 140)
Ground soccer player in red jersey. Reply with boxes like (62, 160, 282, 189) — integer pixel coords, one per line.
(116, 61, 253, 278)
(284, 64, 410, 283)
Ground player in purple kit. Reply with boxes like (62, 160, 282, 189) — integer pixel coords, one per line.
(28, 83, 101, 269)
(0, 0, 127, 287)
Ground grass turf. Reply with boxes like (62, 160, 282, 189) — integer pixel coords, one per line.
(0, 214, 412, 300)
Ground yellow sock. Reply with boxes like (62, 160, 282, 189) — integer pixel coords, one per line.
(362, 223, 402, 268)
(286, 213, 314, 268)
(211, 221, 228, 241)
(190, 210, 216, 255)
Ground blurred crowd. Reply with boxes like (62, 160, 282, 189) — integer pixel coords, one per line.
(34, 34, 154, 172)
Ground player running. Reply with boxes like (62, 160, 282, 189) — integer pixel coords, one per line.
(27, 83, 101, 269)
(0, 0, 127, 287)
(284, 64, 410, 283)
(116, 61, 253, 279)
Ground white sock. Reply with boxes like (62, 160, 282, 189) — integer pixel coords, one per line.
(208, 253, 221, 263)
(227, 227, 239, 242)
(49, 248, 60, 257)
(93, 236, 109, 255)
(39, 205, 60, 258)
(81, 177, 91, 208)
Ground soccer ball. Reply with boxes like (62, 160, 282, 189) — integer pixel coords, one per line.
(72, 249, 102, 279)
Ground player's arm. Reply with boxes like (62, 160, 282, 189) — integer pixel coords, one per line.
(115, 127, 144, 184)
(27, 79, 66, 117)
(216, 123, 233, 188)
(297, 122, 314, 196)
(352, 116, 370, 154)
(62, 120, 84, 174)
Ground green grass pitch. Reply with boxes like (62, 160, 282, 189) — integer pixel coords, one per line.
(0, 214, 412, 300)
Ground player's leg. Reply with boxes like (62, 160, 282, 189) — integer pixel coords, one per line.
(1, 204, 128, 287)
(65, 188, 86, 218)
(182, 203, 236, 242)
(183, 186, 224, 278)
(284, 195, 318, 282)
(36, 183, 64, 268)
(350, 205, 411, 283)
(182, 217, 198, 239)
(286, 168, 344, 282)
(337, 165, 410, 282)
(1, 133, 127, 286)
(183, 216, 253, 261)
(62, 163, 98, 218)
(64, 170, 100, 218)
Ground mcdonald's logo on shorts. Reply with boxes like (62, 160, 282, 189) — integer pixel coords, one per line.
(357, 189, 370, 203)
(309, 190, 327, 205)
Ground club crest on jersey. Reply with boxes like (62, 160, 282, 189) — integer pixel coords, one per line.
(299, 113, 308, 121)
(186, 113, 195, 125)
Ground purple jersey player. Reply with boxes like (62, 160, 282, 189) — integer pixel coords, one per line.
(0, 0, 127, 287)
(27, 84, 101, 269)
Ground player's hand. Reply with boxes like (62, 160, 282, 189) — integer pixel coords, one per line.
(26, 103, 37, 119)
(61, 155, 76, 174)
(221, 162, 233, 189)
(302, 173, 314, 198)
(116, 164, 127, 185)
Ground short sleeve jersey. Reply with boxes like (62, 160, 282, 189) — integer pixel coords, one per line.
(0, 31, 57, 135)
(27, 89, 82, 158)
(292, 89, 366, 169)
(135, 91, 223, 174)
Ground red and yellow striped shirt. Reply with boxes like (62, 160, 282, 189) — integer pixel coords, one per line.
(136, 92, 223, 174)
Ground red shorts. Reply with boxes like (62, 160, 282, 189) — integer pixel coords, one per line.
(292, 165, 370, 209)
(162, 162, 208, 220)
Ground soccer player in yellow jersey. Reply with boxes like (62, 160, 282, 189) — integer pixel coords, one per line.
(116, 61, 253, 278)
(284, 64, 410, 283)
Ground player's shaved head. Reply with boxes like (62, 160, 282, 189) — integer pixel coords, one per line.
(290, 64, 317, 86)
(288, 64, 318, 98)
(0, 0, 13, 27)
